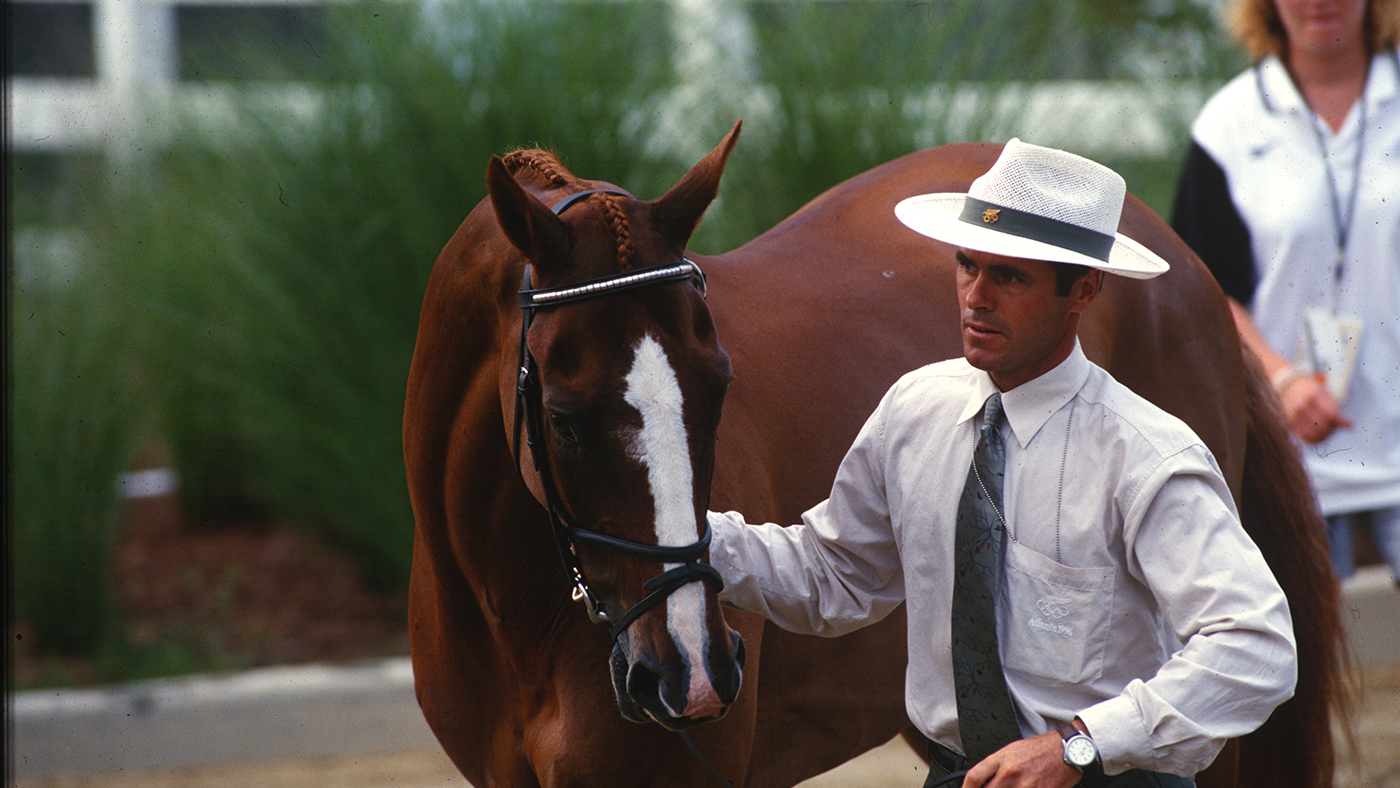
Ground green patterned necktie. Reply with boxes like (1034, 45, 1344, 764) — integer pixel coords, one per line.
(950, 391, 1022, 762)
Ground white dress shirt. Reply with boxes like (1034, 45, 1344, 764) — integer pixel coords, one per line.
(708, 343, 1296, 777)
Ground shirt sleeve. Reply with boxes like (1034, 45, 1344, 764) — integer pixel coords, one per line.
(707, 393, 906, 638)
(1170, 140, 1258, 306)
(1078, 449, 1298, 776)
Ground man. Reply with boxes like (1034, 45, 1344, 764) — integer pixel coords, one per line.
(706, 140, 1296, 788)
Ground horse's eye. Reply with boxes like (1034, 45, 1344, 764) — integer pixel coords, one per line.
(549, 413, 580, 443)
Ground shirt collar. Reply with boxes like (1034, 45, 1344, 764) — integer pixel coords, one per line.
(1257, 47, 1400, 115)
(1256, 55, 1306, 114)
(958, 342, 1091, 450)
(1368, 46, 1400, 109)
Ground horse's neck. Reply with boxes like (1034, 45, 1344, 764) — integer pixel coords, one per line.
(412, 363, 582, 655)
(409, 203, 580, 618)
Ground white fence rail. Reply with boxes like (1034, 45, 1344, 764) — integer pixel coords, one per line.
(11, 0, 176, 154)
(8, 0, 1208, 160)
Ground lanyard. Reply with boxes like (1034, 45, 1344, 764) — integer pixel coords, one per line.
(1253, 52, 1392, 312)
(1307, 92, 1367, 311)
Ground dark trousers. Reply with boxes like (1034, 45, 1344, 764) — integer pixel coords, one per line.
(922, 741, 1195, 788)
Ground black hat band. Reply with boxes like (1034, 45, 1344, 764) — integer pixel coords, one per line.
(958, 197, 1115, 262)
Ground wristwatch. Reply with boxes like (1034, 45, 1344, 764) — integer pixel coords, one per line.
(1057, 721, 1103, 784)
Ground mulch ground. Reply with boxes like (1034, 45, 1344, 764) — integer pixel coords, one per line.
(10, 492, 410, 689)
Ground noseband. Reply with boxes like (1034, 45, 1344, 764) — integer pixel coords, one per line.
(513, 188, 724, 640)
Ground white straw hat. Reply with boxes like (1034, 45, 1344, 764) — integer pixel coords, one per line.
(894, 138, 1169, 279)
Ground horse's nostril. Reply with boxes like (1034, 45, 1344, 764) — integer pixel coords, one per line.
(714, 631, 745, 705)
(626, 659, 663, 705)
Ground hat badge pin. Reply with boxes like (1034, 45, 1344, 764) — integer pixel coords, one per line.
(981, 208, 1001, 224)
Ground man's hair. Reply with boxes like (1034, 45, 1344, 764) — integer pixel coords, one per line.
(1053, 263, 1092, 297)
(1227, 0, 1400, 61)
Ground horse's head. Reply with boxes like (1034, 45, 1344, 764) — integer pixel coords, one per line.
(487, 123, 745, 730)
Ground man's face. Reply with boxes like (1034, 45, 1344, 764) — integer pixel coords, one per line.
(954, 248, 1099, 391)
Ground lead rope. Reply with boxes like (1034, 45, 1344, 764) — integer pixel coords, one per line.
(680, 730, 737, 788)
(927, 769, 971, 787)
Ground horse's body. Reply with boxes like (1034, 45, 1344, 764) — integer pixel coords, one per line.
(404, 124, 1341, 788)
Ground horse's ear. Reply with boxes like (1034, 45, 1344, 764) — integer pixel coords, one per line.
(487, 156, 572, 265)
(650, 120, 742, 247)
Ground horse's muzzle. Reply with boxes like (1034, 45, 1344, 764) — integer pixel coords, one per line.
(611, 628, 745, 731)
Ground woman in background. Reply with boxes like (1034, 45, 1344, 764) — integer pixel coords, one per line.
(1171, 0, 1400, 586)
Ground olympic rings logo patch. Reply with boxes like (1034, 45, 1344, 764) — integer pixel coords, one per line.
(1036, 597, 1070, 620)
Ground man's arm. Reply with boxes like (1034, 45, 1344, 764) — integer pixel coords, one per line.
(706, 391, 906, 637)
(1080, 459, 1297, 776)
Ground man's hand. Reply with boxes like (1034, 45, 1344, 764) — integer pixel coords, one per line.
(962, 730, 1082, 788)
(1279, 373, 1352, 443)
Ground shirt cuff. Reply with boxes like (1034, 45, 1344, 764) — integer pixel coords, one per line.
(1076, 695, 1145, 776)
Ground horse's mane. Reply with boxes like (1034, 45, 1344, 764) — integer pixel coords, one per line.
(502, 149, 635, 269)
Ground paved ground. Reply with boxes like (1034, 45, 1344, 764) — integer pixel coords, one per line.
(15, 662, 1397, 788)
(14, 571, 1400, 788)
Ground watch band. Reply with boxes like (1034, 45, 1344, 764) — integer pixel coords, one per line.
(1057, 721, 1085, 743)
(1057, 722, 1106, 786)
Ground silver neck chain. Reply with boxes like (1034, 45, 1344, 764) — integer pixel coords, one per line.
(971, 398, 1076, 563)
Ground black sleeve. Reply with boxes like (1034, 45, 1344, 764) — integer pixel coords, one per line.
(1170, 141, 1257, 305)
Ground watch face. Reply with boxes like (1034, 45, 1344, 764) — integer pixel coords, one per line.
(1065, 736, 1097, 767)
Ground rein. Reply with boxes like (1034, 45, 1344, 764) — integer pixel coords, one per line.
(927, 770, 971, 787)
(513, 188, 723, 641)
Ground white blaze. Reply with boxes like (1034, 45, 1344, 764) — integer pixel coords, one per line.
(622, 334, 714, 716)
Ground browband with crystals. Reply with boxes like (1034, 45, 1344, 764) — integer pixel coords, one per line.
(959, 197, 1115, 262)
(519, 261, 706, 309)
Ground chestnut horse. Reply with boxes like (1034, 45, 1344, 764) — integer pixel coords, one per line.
(403, 122, 1342, 788)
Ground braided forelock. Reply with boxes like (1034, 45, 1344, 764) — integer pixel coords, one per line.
(599, 192, 635, 270)
(501, 149, 570, 188)
(500, 149, 635, 270)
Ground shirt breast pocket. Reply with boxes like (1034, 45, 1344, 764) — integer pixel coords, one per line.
(1000, 540, 1115, 686)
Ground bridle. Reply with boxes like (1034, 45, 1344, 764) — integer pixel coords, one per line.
(513, 188, 725, 641)
(510, 188, 965, 788)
